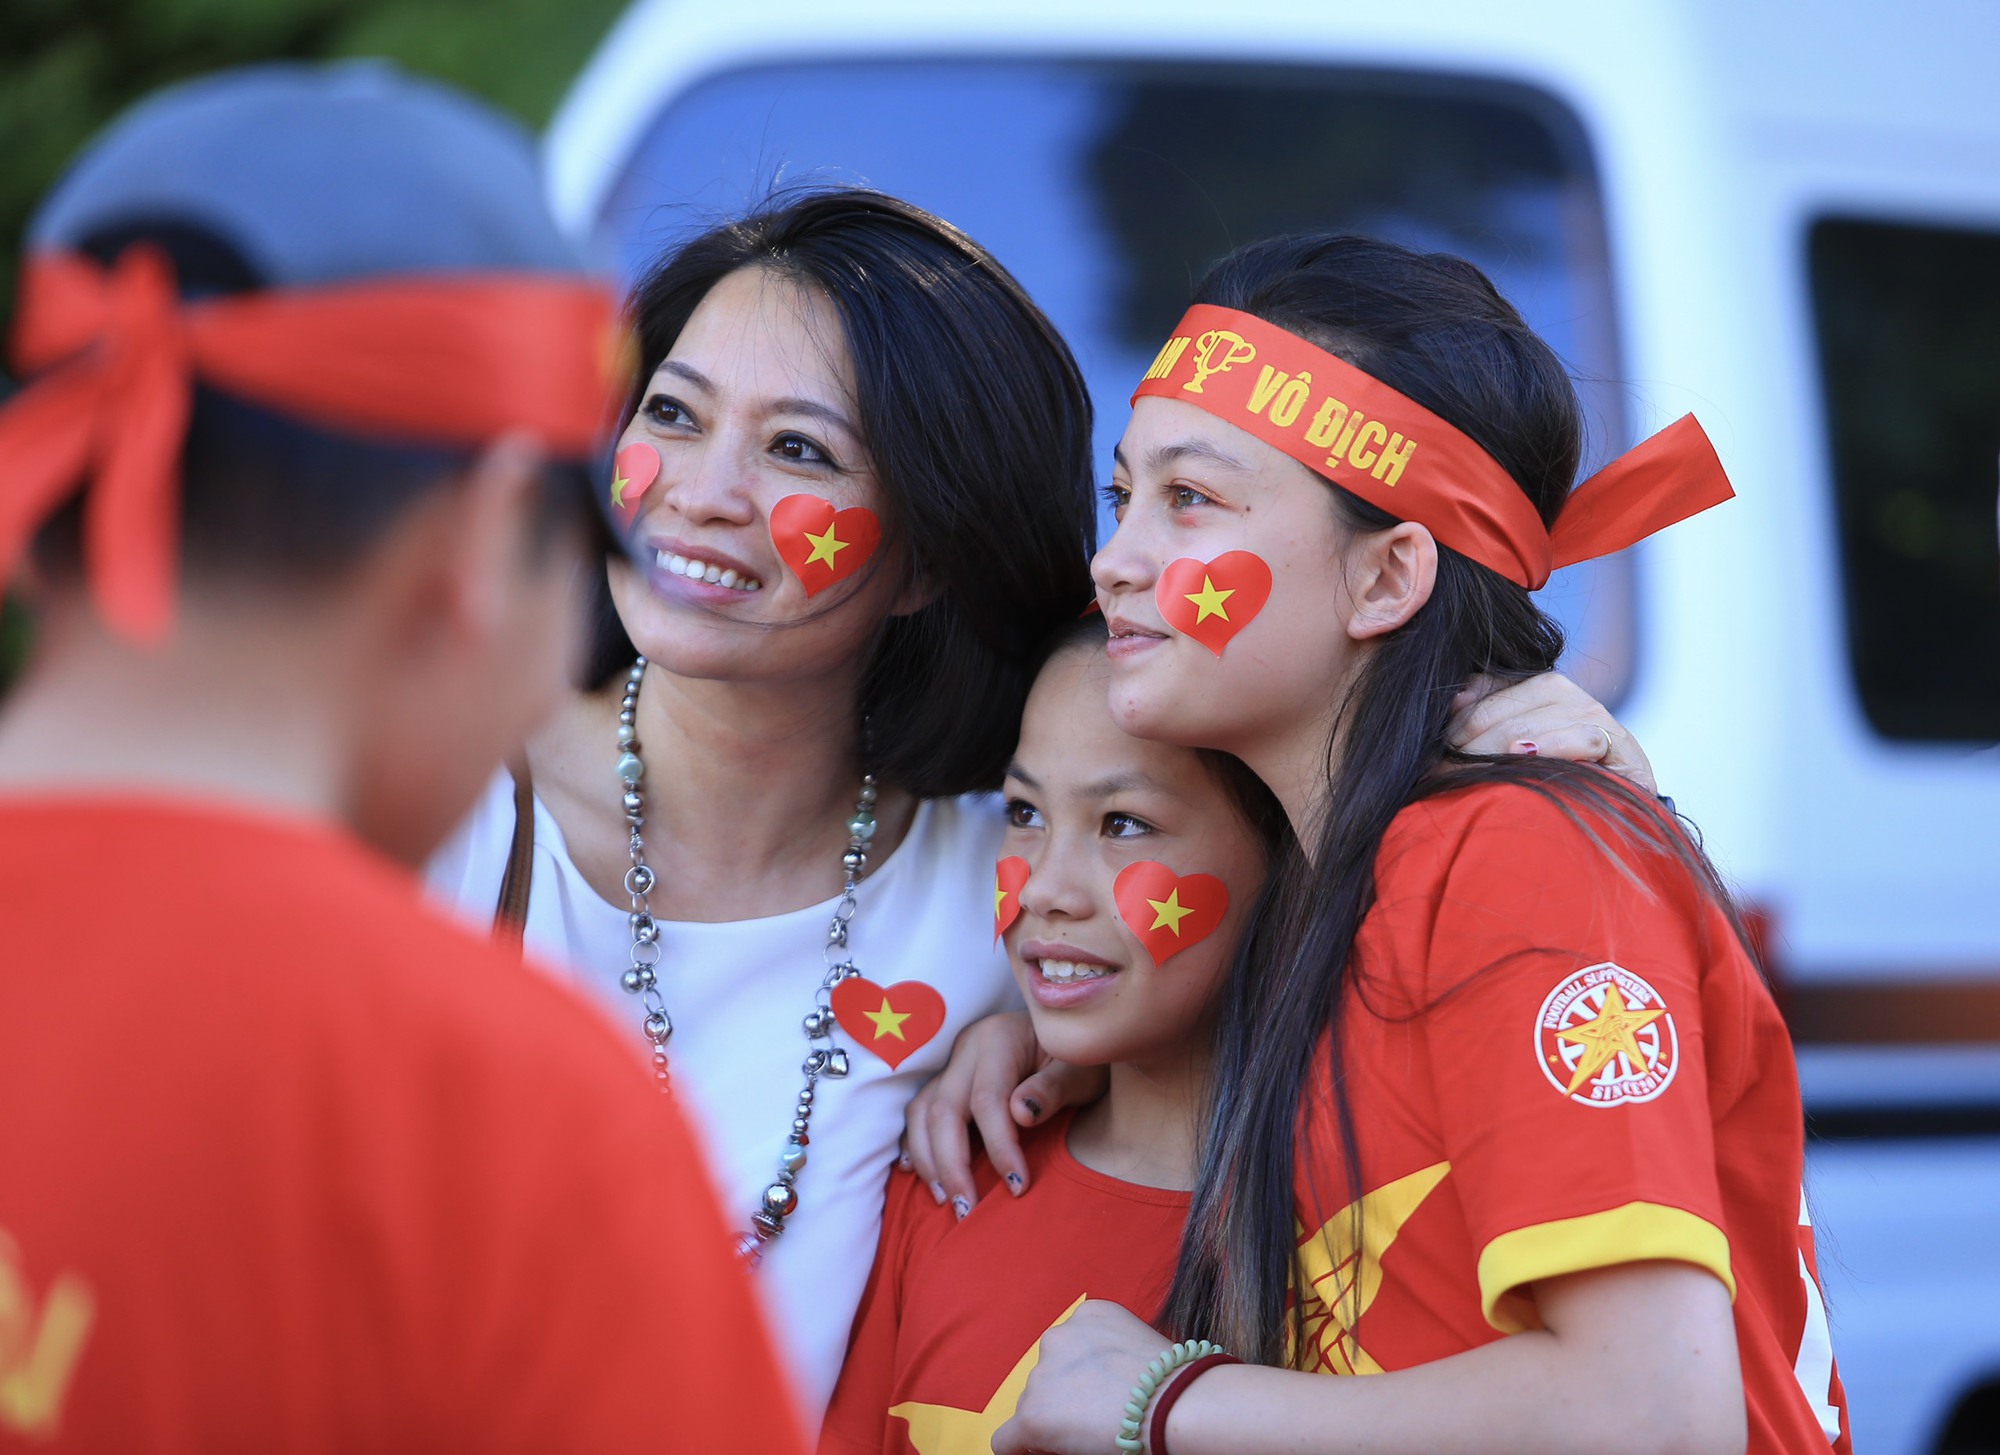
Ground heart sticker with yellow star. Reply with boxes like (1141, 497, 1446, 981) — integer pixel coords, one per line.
(609, 442, 660, 519)
(831, 977, 947, 1070)
(994, 856, 1030, 942)
(1112, 861, 1228, 967)
(770, 494, 881, 597)
(1156, 551, 1273, 656)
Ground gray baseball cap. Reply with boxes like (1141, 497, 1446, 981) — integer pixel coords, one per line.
(29, 59, 585, 285)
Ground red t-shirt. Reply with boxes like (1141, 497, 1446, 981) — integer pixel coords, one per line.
(819, 1113, 1188, 1455)
(1291, 782, 1849, 1454)
(0, 797, 806, 1453)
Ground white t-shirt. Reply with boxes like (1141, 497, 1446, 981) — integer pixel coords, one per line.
(426, 770, 1018, 1423)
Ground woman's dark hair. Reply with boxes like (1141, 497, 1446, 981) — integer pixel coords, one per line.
(1157, 233, 1758, 1363)
(30, 218, 605, 586)
(585, 188, 1097, 798)
(1038, 614, 1291, 858)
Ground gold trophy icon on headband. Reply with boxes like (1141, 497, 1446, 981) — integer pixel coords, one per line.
(1184, 328, 1256, 393)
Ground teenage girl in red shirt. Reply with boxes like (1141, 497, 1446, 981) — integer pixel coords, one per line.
(998, 233, 1849, 1455)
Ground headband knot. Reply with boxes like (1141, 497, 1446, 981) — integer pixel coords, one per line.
(1133, 304, 1734, 588)
(0, 247, 616, 643)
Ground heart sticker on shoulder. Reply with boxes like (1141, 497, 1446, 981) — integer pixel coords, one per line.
(994, 856, 1030, 941)
(1113, 861, 1228, 967)
(1156, 552, 1273, 656)
(831, 977, 947, 1070)
(770, 495, 882, 596)
(610, 442, 660, 517)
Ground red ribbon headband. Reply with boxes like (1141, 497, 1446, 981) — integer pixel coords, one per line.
(0, 246, 617, 642)
(1130, 304, 1734, 589)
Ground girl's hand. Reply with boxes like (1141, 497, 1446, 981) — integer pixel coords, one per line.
(1448, 671, 1658, 795)
(900, 1012, 1109, 1213)
(993, 1300, 1169, 1455)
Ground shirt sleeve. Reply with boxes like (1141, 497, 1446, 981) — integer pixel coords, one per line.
(1378, 786, 1738, 1334)
(817, 1166, 926, 1454)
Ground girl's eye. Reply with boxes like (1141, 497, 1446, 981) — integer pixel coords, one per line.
(1169, 483, 1212, 510)
(773, 432, 834, 467)
(644, 394, 694, 429)
(1003, 797, 1043, 829)
(1104, 812, 1155, 839)
(1102, 481, 1131, 516)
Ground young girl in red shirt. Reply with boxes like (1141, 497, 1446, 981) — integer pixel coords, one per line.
(819, 616, 1286, 1454)
(998, 234, 1849, 1455)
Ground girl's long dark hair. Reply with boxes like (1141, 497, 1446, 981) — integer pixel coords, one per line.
(1158, 233, 1756, 1364)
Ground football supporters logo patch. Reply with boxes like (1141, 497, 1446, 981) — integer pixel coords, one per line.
(1535, 962, 1679, 1107)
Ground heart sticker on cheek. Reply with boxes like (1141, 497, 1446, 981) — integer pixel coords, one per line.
(1113, 861, 1229, 967)
(1156, 552, 1273, 656)
(609, 442, 660, 518)
(770, 494, 882, 596)
(993, 856, 1030, 941)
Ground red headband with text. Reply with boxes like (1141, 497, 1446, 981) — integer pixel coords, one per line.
(1131, 304, 1734, 589)
(0, 246, 617, 642)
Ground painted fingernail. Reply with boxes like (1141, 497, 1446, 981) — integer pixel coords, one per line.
(897, 1154, 912, 1173)
(1516, 741, 1539, 755)
(1022, 1097, 1043, 1122)
(930, 1181, 947, 1206)
(952, 1195, 972, 1220)
(1005, 1172, 1025, 1196)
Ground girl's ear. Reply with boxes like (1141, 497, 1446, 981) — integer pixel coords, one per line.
(1345, 521, 1439, 641)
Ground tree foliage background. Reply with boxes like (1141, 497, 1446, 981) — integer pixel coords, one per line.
(0, 0, 629, 681)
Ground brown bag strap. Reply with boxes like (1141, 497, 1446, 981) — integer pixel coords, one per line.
(493, 756, 535, 951)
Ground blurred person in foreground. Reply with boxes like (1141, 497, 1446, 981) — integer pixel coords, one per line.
(0, 62, 805, 1452)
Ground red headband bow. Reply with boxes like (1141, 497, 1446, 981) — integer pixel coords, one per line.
(1131, 304, 1734, 589)
(0, 246, 616, 642)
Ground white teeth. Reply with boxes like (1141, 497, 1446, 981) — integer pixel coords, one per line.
(653, 550, 761, 592)
(1038, 959, 1112, 984)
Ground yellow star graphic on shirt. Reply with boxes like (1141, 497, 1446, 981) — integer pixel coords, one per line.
(803, 524, 849, 568)
(1295, 1160, 1448, 1375)
(1184, 574, 1235, 623)
(1556, 983, 1665, 1094)
(1147, 888, 1194, 936)
(864, 997, 912, 1042)
(891, 1295, 1086, 1453)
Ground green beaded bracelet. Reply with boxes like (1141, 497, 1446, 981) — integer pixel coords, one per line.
(1115, 1339, 1226, 1453)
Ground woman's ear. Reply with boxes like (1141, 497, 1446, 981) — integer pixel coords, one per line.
(1345, 520, 1438, 641)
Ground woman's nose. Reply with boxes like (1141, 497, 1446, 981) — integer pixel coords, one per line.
(1017, 839, 1097, 923)
(1091, 513, 1160, 601)
(657, 434, 758, 528)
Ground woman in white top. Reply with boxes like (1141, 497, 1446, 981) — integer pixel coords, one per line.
(428, 188, 1652, 1422)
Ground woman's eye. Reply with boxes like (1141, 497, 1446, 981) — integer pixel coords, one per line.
(1102, 481, 1131, 516)
(644, 394, 694, 429)
(773, 432, 833, 467)
(1003, 797, 1043, 829)
(1169, 483, 1211, 510)
(1104, 812, 1154, 839)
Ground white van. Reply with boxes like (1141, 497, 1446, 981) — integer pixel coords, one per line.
(545, 4, 2000, 1449)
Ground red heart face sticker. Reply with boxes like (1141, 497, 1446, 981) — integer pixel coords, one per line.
(609, 442, 660, 518)
(1113, 861, 1229, 967)
(1156, 552, 1273, 656)
(770, 494, 882, 597)
(830, 977, 947, 1070)
(994, 856, 1030, 942)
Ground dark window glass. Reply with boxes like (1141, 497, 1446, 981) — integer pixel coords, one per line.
(1810, 218, 2000, 742)
(600, 61, 1633, 701)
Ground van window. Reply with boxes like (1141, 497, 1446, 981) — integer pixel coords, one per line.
(1809, 218, 2000, 743)
(598, 61, 1633, 702)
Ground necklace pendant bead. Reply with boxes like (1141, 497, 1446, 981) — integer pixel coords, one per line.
(781, 1143, 808, 1173)
(615, 752, 645, 785)
(643, 1011, 673, 1042)
(824, 1048, 851, 1079)
(803, 1008, 834, 1037)
(761, 1182, 799, 1217)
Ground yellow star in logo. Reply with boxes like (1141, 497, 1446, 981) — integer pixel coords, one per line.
(803, 524, 849, 568)
(609, 467, 635, 509)
(1147, 888, 1194, 936)
(1184, 574, 1234, 623)
(864, 996, 912, 1042)
(890, 1295, 1085, 1453)
(1556, 983, 1665, 1094)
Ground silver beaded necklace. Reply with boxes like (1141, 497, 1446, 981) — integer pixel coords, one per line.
(614, 656, 878, 1263)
